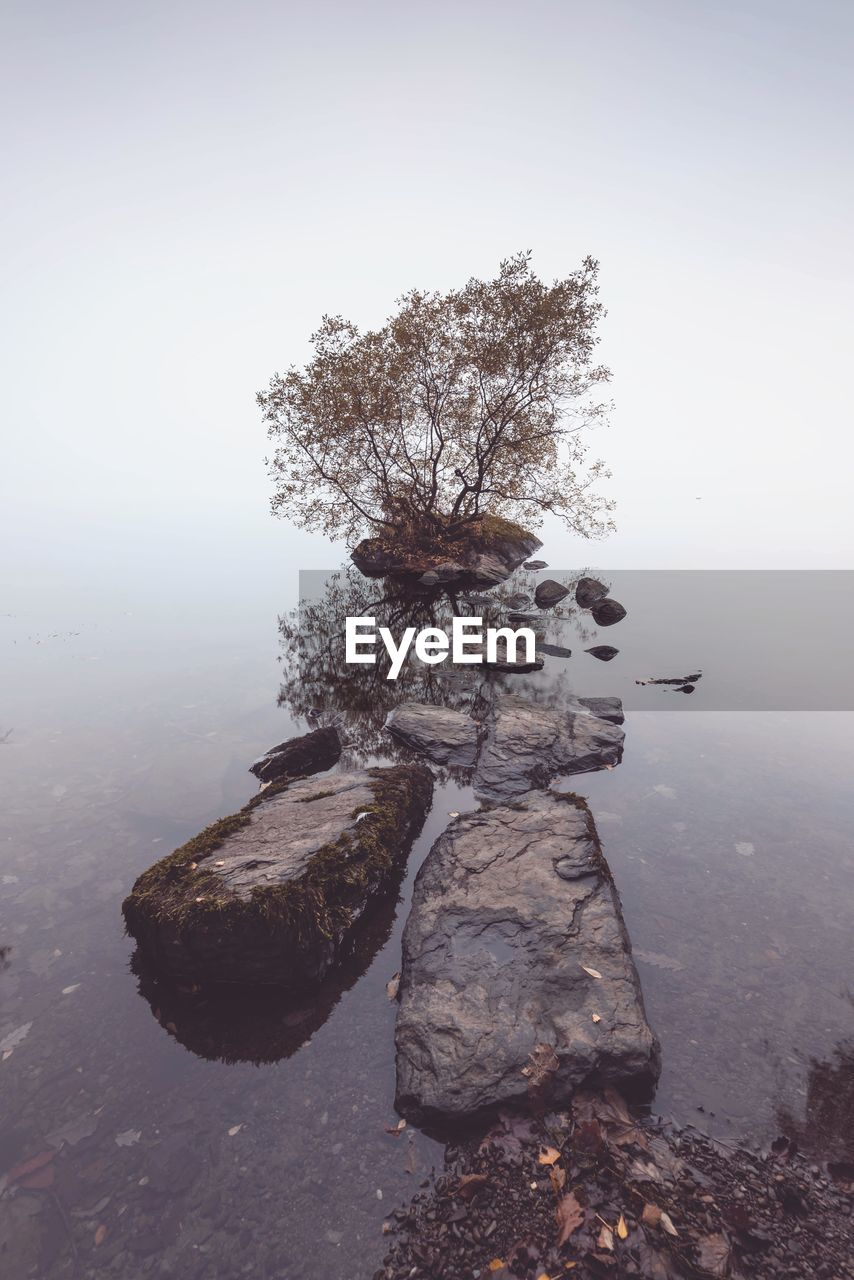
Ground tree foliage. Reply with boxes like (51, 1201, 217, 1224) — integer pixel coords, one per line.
(259, 253, 614, 545)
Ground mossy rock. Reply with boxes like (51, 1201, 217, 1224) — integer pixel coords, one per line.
(122, 765, 433, 988)
(351, 514, 542, 587)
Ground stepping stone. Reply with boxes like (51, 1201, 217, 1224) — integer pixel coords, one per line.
(395, 791, 660, 1123)
(123, 766, 433, 989)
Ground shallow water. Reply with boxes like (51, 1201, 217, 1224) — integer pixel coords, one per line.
(1, 558, 852, 1278)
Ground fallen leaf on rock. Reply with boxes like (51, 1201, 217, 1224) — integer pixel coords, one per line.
(617, 1214, 628, 1240)
(659, 1210, 678, 1237)
(20, 1164, 55, 1190)
(386, 972, 400, 1001)
(598, 1223, 614, 1250)
(385, 1118, 406, 1136)
(227, 1124, 242, 1137)
(555, 1191, 584, 1246)
(642, 1203, 662, 1227)
(448, 810, 460, 818)
(538, 1146, 561, 1166)
(0, 1021, 32, 1059)
(574, 1118, 607, 1158)
(581, 965, 603, 979)
(631, 1157, 661, 1182)
(696, 1232, 731, 1276)
(115, 1129, 141, 1147)
(458, 1173, 488, 1200)
(488, 1259, 505, 1272)
(549, 1165, 567, 1193)
(94, 1224, 107, 1246)
(591, 1013, 601, 1023)
(8, 1149, 56, 1184)
(61, 984, 81, 995)
(647, 1136, 685, 1181)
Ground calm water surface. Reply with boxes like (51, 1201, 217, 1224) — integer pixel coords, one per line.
(1, 547, 852, 1278)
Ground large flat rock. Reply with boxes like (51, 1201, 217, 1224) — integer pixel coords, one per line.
(123, 766, 433, 988)
(385, 703, 481, 767)
(473, 694, 624, 800)
(395, 791, 659, 1123)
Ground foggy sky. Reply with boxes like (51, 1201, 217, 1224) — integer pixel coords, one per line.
(2, 0, 852, 580)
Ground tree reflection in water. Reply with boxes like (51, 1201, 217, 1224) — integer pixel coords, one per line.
(276, 563, 595, 768)
(131, 564, 598, 1065)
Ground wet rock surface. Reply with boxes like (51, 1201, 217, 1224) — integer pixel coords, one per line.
(577, 696, 625, 725)
(473, 694, 624, 800)
(591, 597, 627, 626)
(524, 559, 548, 570)
(394, 791, 659, 1125)
(575, 575, 610, 608)
(248, 725, 341, 784)
(482, 640, 545, 674)
(377, 1093, 854, 1280)
(534, 579, 571, 609)
(351, 518, 542, 588)
(385, 703, 481, 768)
(123, 765, 433, 988)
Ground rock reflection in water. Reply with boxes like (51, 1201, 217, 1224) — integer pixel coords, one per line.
(131, 859, 406, 1065)
(776, 1039, 854, 1163)
(277, 564, 599, 767)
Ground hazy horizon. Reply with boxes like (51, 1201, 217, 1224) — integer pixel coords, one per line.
(3, 0, 852, 589)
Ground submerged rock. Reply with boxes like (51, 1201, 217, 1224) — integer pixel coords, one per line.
(534, 578, 571, 608)
(538, 642, 572, 658)
(473, 694, 624, 800)
(385, 703, 481, 768)
(351, 516, 542, 588)
(249, 726, 341, 784)
(482, 639, 545, 674)
(586, 644, 619, 661)
(591, 597, 627, 626)
(395, 791, 660, 1123)
(575, 576, 609, 608)
(122, 766, 433, 988)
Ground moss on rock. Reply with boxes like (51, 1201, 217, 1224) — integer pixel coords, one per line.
(122, 764, 433, 988)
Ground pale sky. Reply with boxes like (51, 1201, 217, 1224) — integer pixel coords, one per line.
(2, 0, 852, 582)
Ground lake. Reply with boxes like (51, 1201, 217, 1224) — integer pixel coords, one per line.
(1, 540, 852, 1278)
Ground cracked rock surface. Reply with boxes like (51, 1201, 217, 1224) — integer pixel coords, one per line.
(385, 703, 482, 767)
(394, 791, 660, 1123)
(473, 694, 624, 800)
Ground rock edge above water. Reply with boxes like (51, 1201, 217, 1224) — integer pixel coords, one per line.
(122, 765, 433, 989)
(473, 695, 624, 800)
(351, 516, 542, 588)
(395, 790, 660, 1125)
(249, 725, 342, 784)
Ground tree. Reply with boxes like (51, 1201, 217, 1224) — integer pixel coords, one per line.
(259, 252, 614, 546)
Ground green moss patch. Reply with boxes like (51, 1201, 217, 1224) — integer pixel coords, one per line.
(122, 764, 433, 983)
